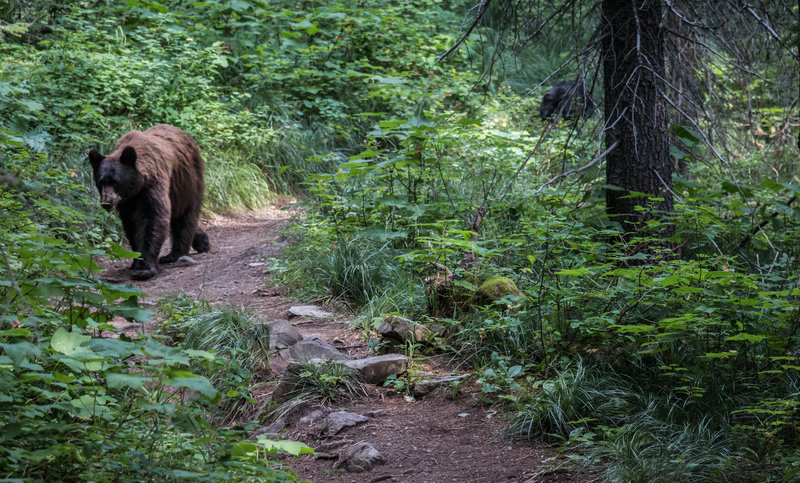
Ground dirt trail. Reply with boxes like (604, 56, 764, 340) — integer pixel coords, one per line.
(101, 208, 571, 482)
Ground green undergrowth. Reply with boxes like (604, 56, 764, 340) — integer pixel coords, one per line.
(156, 297, 273, 424)
(272, 115, 800, 480)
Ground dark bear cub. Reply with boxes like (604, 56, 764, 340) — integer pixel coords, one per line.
(88, 124, 210, 280)
(540, 80, 595, 121)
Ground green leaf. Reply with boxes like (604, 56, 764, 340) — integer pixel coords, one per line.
(612, 324, 655, 334)
(702, 351, 737, 359)
(255, 438, 314, 456)
(166, 375, 220, 402)
(107, 243, 140, 260)
(106, 373, 150, 391)
(50, 328, 94, 359)
(726, 333, 766, 343)
(0, 342, 40, 367)
(556, 268, 591, 277)
(143, 340, 190, 364)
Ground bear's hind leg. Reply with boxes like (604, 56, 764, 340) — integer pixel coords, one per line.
(192, 229, 210, 253)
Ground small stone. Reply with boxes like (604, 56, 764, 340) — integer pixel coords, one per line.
(472, 276, 523, 305)
(366, 409, 386, 418)
(343, 354, 410, 384)
(298, 409, 326, 426)
(289, 336, 349, 363)
(412, 374, 470, 398)
(288, 305, 334, 318)
(325, 411, 369, 435)
(334, 441, 385, 473)
(250, 417, 286, 438)
(378, 315, 433, 343)
(458, 413, 469, 418)
(174, 255, 198, 267)
(265, 319, 303, 350)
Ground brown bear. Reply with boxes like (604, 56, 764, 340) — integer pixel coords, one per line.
(88, 124, 210, 280)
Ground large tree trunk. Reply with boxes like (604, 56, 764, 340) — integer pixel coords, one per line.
(601, 0, 674, 239)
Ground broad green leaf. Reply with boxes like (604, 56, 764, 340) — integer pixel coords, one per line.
(143, 340, 190, 364)
(50, 328, 94, 359)
(726, 333, 766, 343)
(702, 351, 738, 359)
(256, 438, 314, 456)
(106, 373, 150, 391)
(0, 342, 39, 367)
(612, 324, 655, 334)
(556, 268, 591, 277)
(166, 376, 220, 402)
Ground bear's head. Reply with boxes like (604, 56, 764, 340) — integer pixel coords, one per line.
(88, 146, 144, 212)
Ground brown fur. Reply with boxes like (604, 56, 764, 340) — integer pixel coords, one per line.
(88, 124, 209, 280)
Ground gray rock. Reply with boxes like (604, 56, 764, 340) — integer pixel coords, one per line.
(324, 410, 368, 435)
(378, 315, 433, 343)
(334, 441, 385, 473)
(289, 336, 349, 363)
(343, 354, 410, 384)
(265, 319, 303, 350)
(288, 305, 334, 318)
(269, 347, 292, 374)
(412, 374, 470, 398)
(298, 409, 326, 426)
(250, 417, 286, 438)
(174, 255, 198, 267)
(272, 359, 316, 403)
(366, 409, 386, 418)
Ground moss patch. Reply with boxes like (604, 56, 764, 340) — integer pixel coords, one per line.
(472, 277, 522, 305)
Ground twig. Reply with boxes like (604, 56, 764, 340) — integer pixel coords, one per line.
(535, 141, 618, 193)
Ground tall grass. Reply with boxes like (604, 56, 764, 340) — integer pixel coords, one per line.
(204, 155, 273, 214)
(590, 413, 737, 482)
(183, 305, 271, 374)
(509, 361, 632, 440)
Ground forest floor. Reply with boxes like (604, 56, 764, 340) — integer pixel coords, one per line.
(100, 207, 579, 483)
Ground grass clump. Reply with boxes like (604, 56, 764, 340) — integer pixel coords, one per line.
(591, 415, 736, 482)
(279, 360, 365, 404)
(204, 156, 273, 214)
(509, 361, 632, 441)
(155, 292, 211, 342)
(183, 305, 271, 374)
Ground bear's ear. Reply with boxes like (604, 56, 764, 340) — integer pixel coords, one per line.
(88, 149, 104, 171)
(120, 146, 137, 168)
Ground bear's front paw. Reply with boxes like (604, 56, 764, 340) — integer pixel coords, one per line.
(131, 267, 157, 280)
(130, 258, 146, 270)
(158, 253, 181, 264)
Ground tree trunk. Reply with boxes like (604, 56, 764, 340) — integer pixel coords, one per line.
(601, 0, 674, 239)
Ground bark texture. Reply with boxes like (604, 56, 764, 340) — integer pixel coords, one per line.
(601, 0, 674, 238)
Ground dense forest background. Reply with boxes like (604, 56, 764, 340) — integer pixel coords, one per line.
(2, 0, 800, 481)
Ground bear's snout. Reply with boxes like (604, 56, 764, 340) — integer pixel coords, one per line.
(100, 186, 121, 211)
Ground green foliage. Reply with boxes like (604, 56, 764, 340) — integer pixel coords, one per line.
(589, 415, 736, 482)
(5, 0, 800, 479)
(155, 292, 211, 343)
